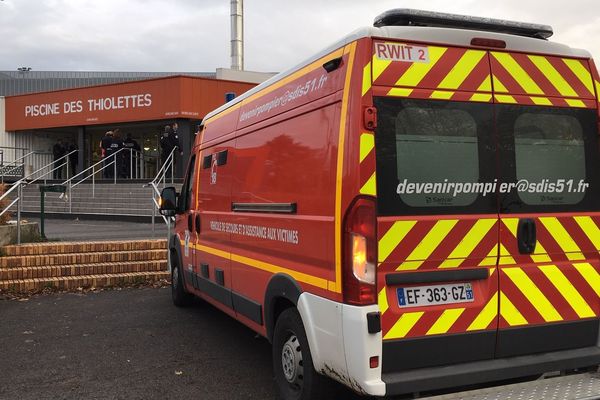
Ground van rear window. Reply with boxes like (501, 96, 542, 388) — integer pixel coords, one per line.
(374, 98, 497, 216)
(497, 105, 600, 213)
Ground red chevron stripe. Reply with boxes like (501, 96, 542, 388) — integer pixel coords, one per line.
(499, 269, 547, 326)
(547, 56, 595, 98)
(490, 57, 529, 94)
(413, 48, 467, 89)
(557, 217, 597, 256)
(424, 219, 476, 265)
(406, 309, 444, 337)
(562, 264, 600, 310)
(509, 53, 563, 97)
(457, 55, 491, 92)
(530, 266, 579, 321)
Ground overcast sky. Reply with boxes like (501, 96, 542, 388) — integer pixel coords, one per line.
(0, 0, 598, 73)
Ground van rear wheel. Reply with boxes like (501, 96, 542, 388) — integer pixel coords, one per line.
(272, 308, 335, 400)
(171, 254, 192, 307)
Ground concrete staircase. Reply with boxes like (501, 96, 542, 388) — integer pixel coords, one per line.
(10, 181, 182, 219)
(0, 239, 169, 293)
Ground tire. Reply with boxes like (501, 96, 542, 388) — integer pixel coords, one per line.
(272, 308, 335, 400)
(171, 252, 192, 307)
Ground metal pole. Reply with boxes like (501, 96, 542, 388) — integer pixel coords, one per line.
(130, 149, 133, 180)
(171, 154, 174, 183)
(113, 158, 117, 184)
(17, 184, 22, 244)
(69, 182, 72, 214)
(152, 195, 156, 237)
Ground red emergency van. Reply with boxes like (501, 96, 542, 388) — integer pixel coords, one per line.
(159, 9, 600, 399)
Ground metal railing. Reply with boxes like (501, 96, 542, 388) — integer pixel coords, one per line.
(147, 147, 177, 244)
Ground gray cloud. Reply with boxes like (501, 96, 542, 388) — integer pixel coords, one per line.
(0, 0, 598, 73)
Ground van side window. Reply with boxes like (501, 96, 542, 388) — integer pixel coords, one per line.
(375, 98, 496, 216)
(182, 155, 197, 211)
(497, 105, 600, 213)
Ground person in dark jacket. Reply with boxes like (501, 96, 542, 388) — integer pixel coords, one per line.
(160, 125, 182, 165)
(108, 129, 123, 179)
(52, 139, 66, 179)
(67, 142, 78, 177)
(100, 131, 113, 179)
(122, 133, 141, 178)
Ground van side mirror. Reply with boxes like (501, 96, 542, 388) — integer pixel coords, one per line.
(159, 187, 178, 216)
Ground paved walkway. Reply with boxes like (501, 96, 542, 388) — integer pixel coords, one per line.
(26, 217, 169, 242)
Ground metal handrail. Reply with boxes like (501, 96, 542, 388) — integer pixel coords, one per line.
(147, 147, 178, 247)
(0, 151, 37, 183)
(26, 150, 78, 184)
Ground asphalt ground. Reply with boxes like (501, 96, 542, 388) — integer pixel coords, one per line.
(26, 217, 169, 242)
(0, 287, 374, 400)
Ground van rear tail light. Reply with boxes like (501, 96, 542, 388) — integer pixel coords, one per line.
(470, 38, 507, 49)
(343, 197, 377, 305)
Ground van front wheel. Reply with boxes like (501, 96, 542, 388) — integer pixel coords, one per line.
(272, 308, 334, 400)
(171, 255, 192, 307)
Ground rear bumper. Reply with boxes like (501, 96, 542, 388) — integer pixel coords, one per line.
(383, 346, 600, 396)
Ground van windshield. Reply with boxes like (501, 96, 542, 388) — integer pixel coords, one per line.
(374, 97, 600, 216)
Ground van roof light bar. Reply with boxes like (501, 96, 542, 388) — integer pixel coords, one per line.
(373, 9, 553, 40)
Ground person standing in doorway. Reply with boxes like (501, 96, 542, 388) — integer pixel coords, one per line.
(52, 139, 66, 180)
(122, 133, 141, 179)
(68, 141, 78, 177)
(160, 124, 182, 177)
(101, 131, 113, 179)
(110, 129, 124, 179)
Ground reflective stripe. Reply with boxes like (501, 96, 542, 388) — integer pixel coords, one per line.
(565, 99, 587, 108)
(478, 245, 498, 267)
(563, 59, 595, 95)
(539, 217, 584, 261)
(362, 61, 372, 96)
(470, 93, 492, 102)
(492, 74, 510, 93)
(574, 216, 600, 251)
(438, 50, 486, 90)
(530, 96, 553, 106)
(359, 173, 376, 196)
(540, 265, 596, 319)
(397, 219, 458, 270)
(498, 244, 516, 265)
(378, 220, 417, 262)
(502, 218, 551, 262)
(467, 292, 498, 331)
(500, 291, 528, 326)
(528, 55, 578, 97)
(440, 219, 496, 268)
(503, 267, 562, 322)
(492, 52, 544, 95)
(495, 95, 518, 104)
(573, 262, 600, 298)
(395, 47, 447, 87)
(372, 53, 392, 82)
(387, 87, 413, 97)
(427, 308, 465, 335)
(378, 288, 389, 315)
(359, 133, 374, 163)
(429, 90, 454, 100)
(384, 312, 423, 339)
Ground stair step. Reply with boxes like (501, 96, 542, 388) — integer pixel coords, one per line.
(0, 271, 170, 292)
(2, 239, 166, 256)
(0, 260, 167, 280)
(0, 249, 166, 268)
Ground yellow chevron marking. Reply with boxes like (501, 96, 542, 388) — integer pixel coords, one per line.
(492, 74, 510, 93)
(395, 47, 447, 87)
(540, 265, 596, 318)
(492, 52, 544, 95)
(378, 288, 389, 315)
(502, 218, 551, 262)
(397, 219, 458, 271)
(495, 95, 518, 104)
(498, 244, 516, 265)
(359, 173, 377, 196)
(477, 77, 492, 92)
(528, 55, 578, 97)
(565, 98, 587, 108)
(530, 96, 553, 106)
(573, 263, 600, 298)
(430, 90, 454, 100)
(563, 59, 595, 95)
(500, 291, 528, 326)
(372, 53, 392, 82)
(479, 245, 498, 267)
(596, 80, 600, 99)
(489, 267, 497, 277)
(438, 50, 486, 90)
(574, 216, 600, 251)
(440, 219, 496, 268)
(470, 93, 493, 102)
(384, 312, 423, 340)
(467, 292, 498, 331)
(503, 267, 562, 322)
(427, 308, 465, 335)
(362, 61, 372, 97)
(378, 220, 417, 262)
(387, 87, 413, 97)
(359, 133, 374, 163)
(539, 217, 585, 261)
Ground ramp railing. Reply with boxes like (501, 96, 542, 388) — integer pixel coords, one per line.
(146, 147, 177, 239)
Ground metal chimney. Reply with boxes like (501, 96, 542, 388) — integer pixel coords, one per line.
(230, 0, 244, 70)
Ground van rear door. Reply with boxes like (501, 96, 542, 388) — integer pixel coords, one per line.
(374, 96, 500, 371)
(491, 53, 600, 357)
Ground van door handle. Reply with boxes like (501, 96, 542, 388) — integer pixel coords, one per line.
(195, 214, 201, 234)
(517, 218, 536, 254)
(187, 214, 193, 232)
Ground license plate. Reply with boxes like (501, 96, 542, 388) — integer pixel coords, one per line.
(397, 282, 474, 308)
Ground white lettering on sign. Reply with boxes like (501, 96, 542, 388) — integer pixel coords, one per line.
(375, 42, 430, 63)
(23, 93, 153, 118)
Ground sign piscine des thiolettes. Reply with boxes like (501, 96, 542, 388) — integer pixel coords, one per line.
(24, 94, 152, 117)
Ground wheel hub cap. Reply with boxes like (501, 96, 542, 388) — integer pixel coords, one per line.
(281, 334, 303, 386)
